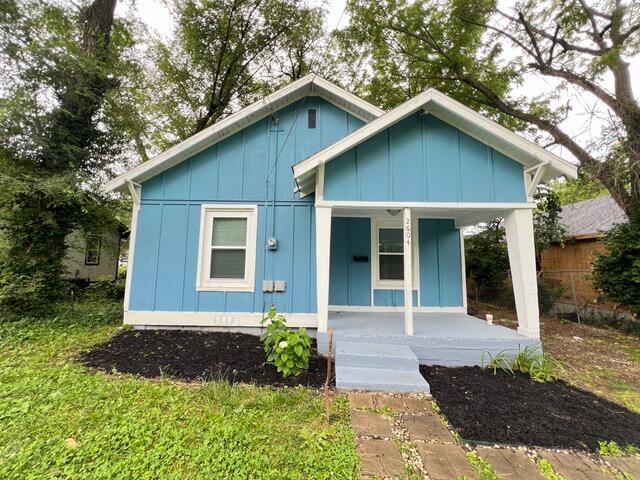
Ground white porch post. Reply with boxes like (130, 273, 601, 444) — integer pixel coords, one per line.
(504, 209, 540, 339)
(403, 207, 414, 335)
(315, 205, 332, 332)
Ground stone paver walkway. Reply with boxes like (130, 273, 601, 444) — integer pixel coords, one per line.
(356, 438, 405, 478)
(539, 450, 613, 480)
(416, 442, 476, 480)
(476, 446, 543, 479)
(605, 455, 640, 478)
(347, 391, 639, 480)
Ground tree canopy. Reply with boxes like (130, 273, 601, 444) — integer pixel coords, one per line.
(340, 0, 640, 221)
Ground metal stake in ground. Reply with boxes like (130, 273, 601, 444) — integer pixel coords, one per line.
(324, 328, 334, 424)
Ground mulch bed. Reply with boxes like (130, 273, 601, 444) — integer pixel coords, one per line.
(421, 365, 640, 451)
(79, 329, 332, 388)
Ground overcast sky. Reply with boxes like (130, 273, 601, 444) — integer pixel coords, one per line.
(125, 0, 638, 164)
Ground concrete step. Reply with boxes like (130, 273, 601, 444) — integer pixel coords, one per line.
(336, 366, 430, 393)
(335, 341, 418, 371)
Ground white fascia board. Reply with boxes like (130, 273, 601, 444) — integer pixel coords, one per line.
(104, 74, 384, 193)
(293, 88, 578, 190)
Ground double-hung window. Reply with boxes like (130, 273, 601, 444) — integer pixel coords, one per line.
(378, 228, 404, 281)
(197, 205, 257, 291)
(372, 218, 419, 289)
(84, 236, 101, 266)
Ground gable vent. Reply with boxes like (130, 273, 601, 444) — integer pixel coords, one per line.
(308, 109, 317, 129)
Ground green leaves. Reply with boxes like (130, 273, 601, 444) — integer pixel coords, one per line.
(260, 306, 312, 378)
(591, 221, 640, 315)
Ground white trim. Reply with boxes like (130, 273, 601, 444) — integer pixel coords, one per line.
(403, 208, 414, 335)
(293, 88, 577, 195)
(196, 204, 258, 292)
(504, 209, 540, 339)
(123, 183, 141, 312)
(459, 229, 468, 312)
(370, 217, 419, 290)
(525, 163, 548, 199)
(124, 310, 317, 328)
(315, 163, 325, 202)
(329, 305, 466, 314)
(320, 200, 536, 210)
(105, 75, 383, 193)
(315, 206, 332, 332)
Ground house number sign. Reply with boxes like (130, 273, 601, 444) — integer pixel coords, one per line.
(404, 217, 411, 246)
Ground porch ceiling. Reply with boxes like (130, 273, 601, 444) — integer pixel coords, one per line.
(330, 205, 526, 227)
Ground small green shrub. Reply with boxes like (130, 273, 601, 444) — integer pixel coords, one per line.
(482, 346, 563, 383)
(466, 452, 499, 480)
(537, 458, 565, 480)
(572, 312, 640, 337)
(538, 279, 565, 314)
(598, 440, 640, 456)
(591, 221, 640, 316)
(598, 440, 623, 456)
(260, 306, 312, 378)
(513, 346, 563, 382)
(481, 350, 514, 376)
(84, 278, 126, 300)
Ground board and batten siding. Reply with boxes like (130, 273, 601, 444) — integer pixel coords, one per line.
(323, 113, 527, 203)
(130, 98, 364, 314)
(328, 217, 463, 308)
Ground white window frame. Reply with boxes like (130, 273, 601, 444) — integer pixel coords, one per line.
(196, 204, 258, 292)
(371, 217, 419, 290)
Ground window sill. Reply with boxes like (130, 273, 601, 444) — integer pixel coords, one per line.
(196, 282, 254, 293)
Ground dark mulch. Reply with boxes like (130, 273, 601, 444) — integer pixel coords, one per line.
(79, 329, 332, 388)
(421, 365, 640, 451)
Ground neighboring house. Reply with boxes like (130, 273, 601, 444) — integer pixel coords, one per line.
(541, 195, 627, 309)
(64, 229, 123, 283)
(105, 75, 576, 387)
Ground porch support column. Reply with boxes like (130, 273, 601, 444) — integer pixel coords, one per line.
(504, 209, 540, 339)
(315, 205, 332, 333)
(403, 207, 414, 336)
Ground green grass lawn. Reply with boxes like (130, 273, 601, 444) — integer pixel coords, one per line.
(0, 300, 358, 479)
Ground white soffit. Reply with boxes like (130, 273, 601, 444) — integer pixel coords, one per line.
(104, 75, 384, 193)
(293, 89, 578, 196)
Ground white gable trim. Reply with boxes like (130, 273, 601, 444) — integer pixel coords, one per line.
(293, 89, 577, 196)
(104, 75, 384, 193)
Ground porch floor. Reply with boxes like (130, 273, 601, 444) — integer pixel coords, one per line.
(318, 311, 540, 367)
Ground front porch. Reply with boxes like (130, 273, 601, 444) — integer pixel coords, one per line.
(318, 311, 540, 366)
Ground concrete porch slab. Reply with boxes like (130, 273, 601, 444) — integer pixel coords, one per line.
(318, 311, 539, 366)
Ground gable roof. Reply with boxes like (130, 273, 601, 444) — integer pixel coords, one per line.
(560, 195, 627, 239)
(293, 88, 578, 196)
(104, 75, 384, 193)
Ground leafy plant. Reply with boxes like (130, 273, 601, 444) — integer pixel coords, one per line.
(260, 306, 312, 377)
(537, 458, 566, 480)
(591, 221, 640, 316)
(598, 440, 623, 456)
(83, 278, 126, 301)
(598, 440, 640, 457)
(466, 452, 499, 480)
(513, 346, 563, 383)
(482, 346, 563, 382)
(481, 350, 514, 376)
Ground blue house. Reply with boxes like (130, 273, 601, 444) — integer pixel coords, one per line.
(106, 75, 576, 390)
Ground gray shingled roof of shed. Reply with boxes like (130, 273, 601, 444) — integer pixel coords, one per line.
(560, 195, 627, 238)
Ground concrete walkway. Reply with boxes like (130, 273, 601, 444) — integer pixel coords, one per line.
(347, 392, 640, 480)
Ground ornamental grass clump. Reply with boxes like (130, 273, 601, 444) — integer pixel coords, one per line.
(260, 306, 312, 377)
(482, 346, 563, 383)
